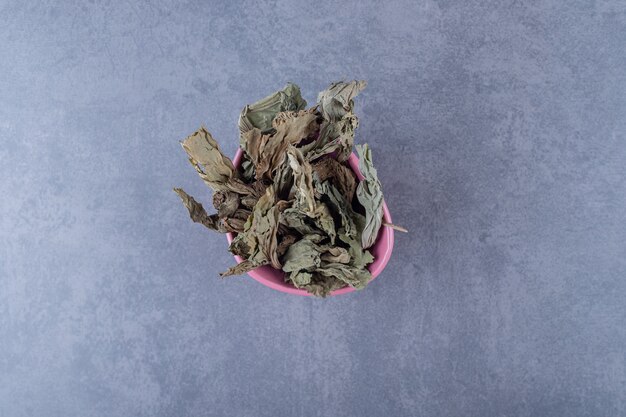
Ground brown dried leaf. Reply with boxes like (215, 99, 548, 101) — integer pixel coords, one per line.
(276, 234, 298, 257)
(173, 188, 227, 233)
(312, 158, 357, 203)
(212, 191, 240, 218)
(181, 127, 253, 195)
(228, 186, 282, 269)
(243, 109, 320, 181)
(305, 113, 359, 162)
(220, 259, 268, 277)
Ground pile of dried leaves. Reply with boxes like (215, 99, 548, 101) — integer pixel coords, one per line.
(175, 81, 398, 296)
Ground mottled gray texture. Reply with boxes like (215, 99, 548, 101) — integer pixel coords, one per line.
(1, 1, 625, 416)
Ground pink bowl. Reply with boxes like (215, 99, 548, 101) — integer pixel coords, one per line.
(226, 149, 394, 296)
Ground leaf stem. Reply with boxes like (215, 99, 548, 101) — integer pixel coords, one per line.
(383, 222, 408, 233)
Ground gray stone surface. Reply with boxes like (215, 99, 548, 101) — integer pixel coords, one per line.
(1, 1, 625, 416)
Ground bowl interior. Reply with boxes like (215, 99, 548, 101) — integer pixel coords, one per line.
(226, 149, 394, 296)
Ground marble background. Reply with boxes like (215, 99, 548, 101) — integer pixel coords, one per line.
(1, 1, 625, 416)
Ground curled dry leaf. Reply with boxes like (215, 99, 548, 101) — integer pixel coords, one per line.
(173, 188, 226, 233)
(213, 191, 240, 218)
(355, 144, 384, 249)
(244, 109, 320, 181)
(317, 80, 367, 123)
(181, 127, 252, 195)
(220, 259, 268, 277)
(238, 83, 307, 139)
(228, 186, 282, 270)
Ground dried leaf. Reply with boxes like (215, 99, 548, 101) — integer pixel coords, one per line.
(311, 203, 337, 245)
(239, 156, 256, 182)
(320, 246, 351, 264)
(280, 208, 321, 236)
(238, 83, 307, 140)
(227, 186, 281, 269)
(212, 191, 240, 218)
(173, 188, 226, 233)
(287, 146, 316, 215)
(339, 231, 374, 269)
(220, 259, 268, 277)
(303, 80, 366, 163)
(281, 236, 322, 272)
(315, 179, 357, 240)
(305, 113, 359, 162)
(287, 272, 346, 297)
(239, 179, 268, 208)
(243, 109, 320, 181)
(181, 127, 252, 195)
(222, 217, 246, 233)
(273, 154, 294, 200)
(316, 263, 371, 289)
(276, 233, 297, 257)
(287, 146, 338, 244)
(288, 270, 313, 287)
(312, 158, 357, 203)
(317, 80, 367, 122)
(355, 144, 384, 249)
(231, 208, 252, 220)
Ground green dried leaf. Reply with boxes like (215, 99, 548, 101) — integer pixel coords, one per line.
(281, 236, 322, 272)
(304, 80, 366, 162)
(315, 179, 357, 240)
(316, 263, 371, 289)
(355, 144, 384, 249)
(305, 113, 359, 162)
(288, 270, 313, 287)
(227, 186, 281, 269)
(311, 203, 337, 245)
(280, 208, 312, 232)
(286, 146, 338, 243)
(339, 231, 375, 269)
(280, 208, 323, 236)
(317, 80, 367, 122)
(238, 83, 307, 140)
(239, 157, 256, 182)
(287, 272, 346, 297)
(273, 154, 294, 200)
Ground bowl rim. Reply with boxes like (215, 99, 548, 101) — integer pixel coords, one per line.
(226, 148, 394, 296)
